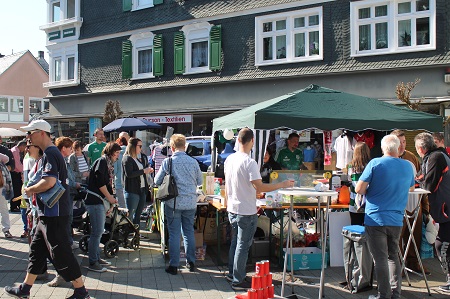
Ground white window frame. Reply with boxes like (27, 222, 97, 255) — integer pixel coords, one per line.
(181, 22, 213, 74)
(129, 32, 155, 80)
(45, 45, 79, 88)
(350, 0, 436, 57)
(255, 7, 323, 66)
(47, 0, 81, 24)
(132, 0, 154, 11)
(0, 96, 25, 122)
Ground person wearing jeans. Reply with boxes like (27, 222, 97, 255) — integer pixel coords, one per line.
(165, 205, 196, 270)
(85, 142, 120, 273)
(356, 135, 414, 299)
(224, 128, 294, 291)
(85, 204, 106, 265)
(123, 137, 153, 226)
(228, 213, 258, 284)
(154, 134, 202, 275)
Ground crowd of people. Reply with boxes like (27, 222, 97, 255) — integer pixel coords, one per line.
(0, 119, 450, 299)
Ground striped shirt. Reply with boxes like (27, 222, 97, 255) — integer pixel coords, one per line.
(77, 155, 89, 173)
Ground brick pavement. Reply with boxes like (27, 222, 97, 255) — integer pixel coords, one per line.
(0, 212, 449, 298)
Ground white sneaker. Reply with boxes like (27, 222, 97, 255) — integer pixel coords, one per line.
(98, 258, 111, 266)
(47, 274, 65, 287)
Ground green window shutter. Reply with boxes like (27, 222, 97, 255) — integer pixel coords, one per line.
(153, 0, 163, 4)
(123, 0, 132, 11)
(153, 34, 164, 77)
(174, 32, 185, 75)
(209, 25, 222, 71)
(122, 40, 132, 79)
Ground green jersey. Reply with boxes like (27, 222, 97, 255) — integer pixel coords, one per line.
(87, 142, 106, 165)
(275, 147, 303, 170)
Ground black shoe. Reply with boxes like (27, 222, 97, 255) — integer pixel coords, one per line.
(186, 262, 195, 272)
(66, 292, 91, 299)
(165, 266, 178, 275)
(231, 280, 252, 291)
(4, 285, 30, 298)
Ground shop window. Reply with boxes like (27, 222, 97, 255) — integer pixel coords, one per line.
(255, 7, 323, 66)
(174, 22, 222, 75)
(122, 32, 164, 80)
(123, 0, 163, 12)
(350, 0, 435, 56)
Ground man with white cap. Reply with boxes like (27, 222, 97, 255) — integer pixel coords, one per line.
(4, 120, 90, 299)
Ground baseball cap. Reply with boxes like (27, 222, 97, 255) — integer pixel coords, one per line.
(20, 120, 52, 133)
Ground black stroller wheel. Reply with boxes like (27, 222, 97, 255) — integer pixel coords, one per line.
(104, 240, 119, 258)
(79, 235, 89, 252)
(130, 236, 140, 250)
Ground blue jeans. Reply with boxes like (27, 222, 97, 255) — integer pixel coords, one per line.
(366, 225, 403, 299)
(228, 212, 258, 284)
(21, 208, 28, 232)
(164, 205, 196, 267)
(125, 188, 146, 225)
(85, 204, 106, 265)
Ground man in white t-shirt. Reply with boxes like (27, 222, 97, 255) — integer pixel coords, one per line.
(224, 128, 293, 291)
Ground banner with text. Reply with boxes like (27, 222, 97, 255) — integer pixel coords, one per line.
(139, 114, 192, 124)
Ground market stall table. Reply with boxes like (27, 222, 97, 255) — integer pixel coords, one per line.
(206, 199, 347, 267)
(278, 188, 337, 299)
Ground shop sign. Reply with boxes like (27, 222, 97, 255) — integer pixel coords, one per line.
(63, 28, 76, 37)
(48, 31, 61, 41)
(140, 114, 192, 124)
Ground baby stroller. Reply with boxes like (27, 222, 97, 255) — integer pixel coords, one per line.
(79, 191, 140, 258)
(71, 187, 88, 232)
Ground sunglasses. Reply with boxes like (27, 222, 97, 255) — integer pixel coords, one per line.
(27, 130, 41, 135)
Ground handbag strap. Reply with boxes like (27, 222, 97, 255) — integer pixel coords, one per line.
(168, 157, 177, 211)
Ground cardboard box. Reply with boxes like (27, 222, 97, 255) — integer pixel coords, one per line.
(180, 244, 207, 261)
(180, 231, 203, 248)
(283, 247, 328, 270)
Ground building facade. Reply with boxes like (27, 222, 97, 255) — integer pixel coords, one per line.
(42, 0, 450, 144)
(0, 51, 49, 130)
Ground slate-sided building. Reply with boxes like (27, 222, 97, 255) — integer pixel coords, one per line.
(41, 0, 450, 143)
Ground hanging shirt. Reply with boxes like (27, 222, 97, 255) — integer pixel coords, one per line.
(333, 135, 355, 169)
(353, 130, 375, 149)
(303, 147, 316, 162)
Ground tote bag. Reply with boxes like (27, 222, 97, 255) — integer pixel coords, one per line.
(156, 157, 178, 201)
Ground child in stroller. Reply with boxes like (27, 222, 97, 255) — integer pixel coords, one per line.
(79, 191, 140, 258)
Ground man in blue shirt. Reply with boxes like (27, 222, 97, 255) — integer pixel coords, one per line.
(5, 120, 90, 299)
(356, 134, 414, 299)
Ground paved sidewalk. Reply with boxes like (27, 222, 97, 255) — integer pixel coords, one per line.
(0, 212, 448, 298)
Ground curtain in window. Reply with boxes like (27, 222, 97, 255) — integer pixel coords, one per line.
(375, 22, 388, 49)
(67, 57, 75, 80)
(276, 35, 286, 59)
(416, 17, 430, 45)
(359, 25, 371, 50)
(398, 20, 411, 47)
(138, 49, 152, 74)
(55, 59, 62, 81)
(309, 31, 320, 55)
(295, 33, 305, 57)
(191, 41, 208, 68)
(263, 37, 273, 60)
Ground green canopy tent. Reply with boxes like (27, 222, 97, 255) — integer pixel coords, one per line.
(211, 84, 443, 169)
(213, 84, 443, 132)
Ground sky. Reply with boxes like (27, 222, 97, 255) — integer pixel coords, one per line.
(0, 1, 48, 61)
